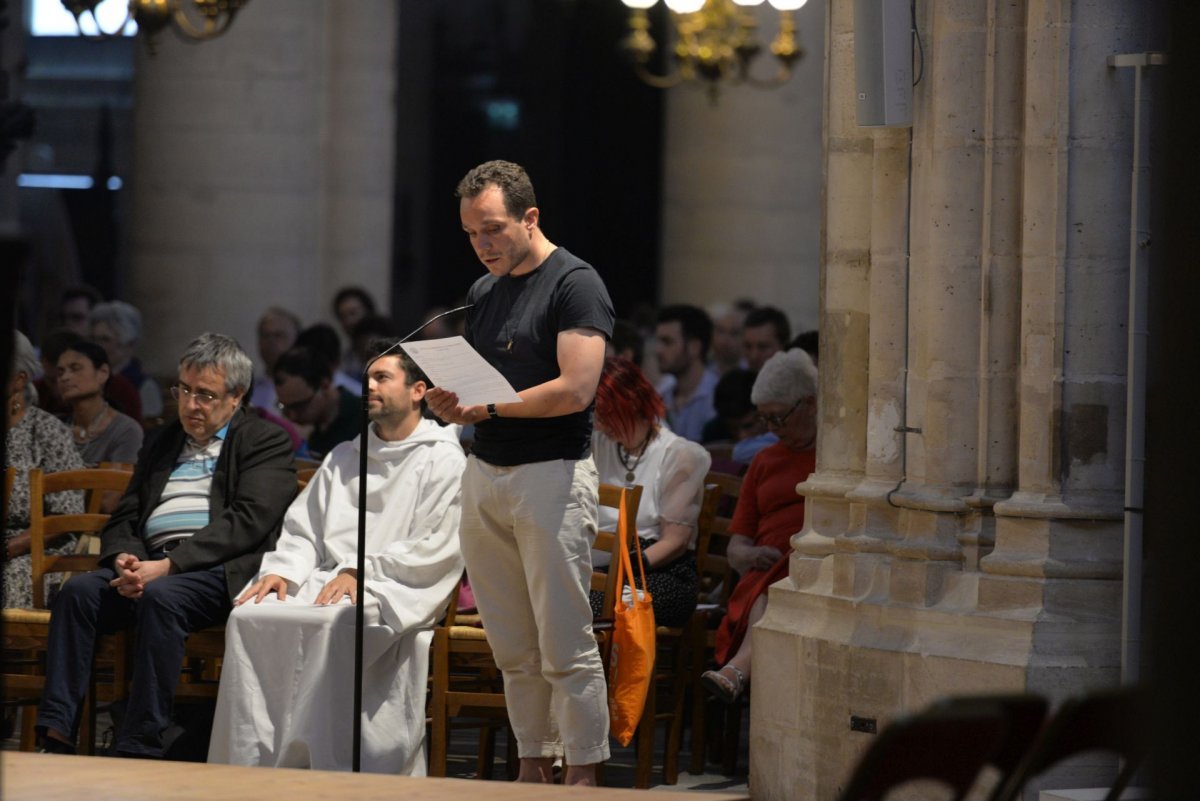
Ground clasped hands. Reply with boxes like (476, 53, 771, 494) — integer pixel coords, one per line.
(725, 537, 783, 575)
(235, 569, 359, 607)
(109, 553, 175, 599)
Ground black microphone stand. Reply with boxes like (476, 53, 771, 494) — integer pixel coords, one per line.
(351, 304, 472, 772)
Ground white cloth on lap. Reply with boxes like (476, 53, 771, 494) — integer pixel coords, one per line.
(208, 417, 465, 774)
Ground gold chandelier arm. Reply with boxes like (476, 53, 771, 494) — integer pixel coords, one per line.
(171, 3, 239, 41)
(634, 62, 687, 89)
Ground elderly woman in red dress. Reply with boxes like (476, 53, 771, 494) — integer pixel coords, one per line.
(701, 348, 817, 703)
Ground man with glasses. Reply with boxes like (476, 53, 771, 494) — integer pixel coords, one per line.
(272, 344, 361, 459)
(36, 332, 298, 758)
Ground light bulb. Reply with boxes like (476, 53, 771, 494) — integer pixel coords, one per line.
(732, 0, 766, 6)
(767, 0, 807, 9)
(665, 0, 706, 13)
(622, 0, 658, 8)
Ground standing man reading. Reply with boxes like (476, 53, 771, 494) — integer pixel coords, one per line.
(426, 160, 615, 786)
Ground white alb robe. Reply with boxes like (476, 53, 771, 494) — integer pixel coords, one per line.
(208, 417, 465, 774)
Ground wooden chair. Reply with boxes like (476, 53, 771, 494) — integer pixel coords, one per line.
(626, 481, 722, 788)
(427, 483, 642, 779)
(1, 467, 133, 752)
(688, 470, 745, 775)
(296, 466, 319, 489)
(173, 472, 311, 703)
(992, 686, 1146, 801)
(835, 697, 1014, 801)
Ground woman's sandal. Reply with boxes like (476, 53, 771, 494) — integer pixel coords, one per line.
(701, 664, 746, 705)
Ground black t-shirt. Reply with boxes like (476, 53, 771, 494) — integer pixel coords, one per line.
(466, 247, 614, 466)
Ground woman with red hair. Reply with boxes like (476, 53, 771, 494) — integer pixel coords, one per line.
(590, 356, 711, 627)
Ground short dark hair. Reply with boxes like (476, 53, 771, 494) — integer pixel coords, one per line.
(59, 339, 110, 371)
(273, 345, 332, 389)
(656, 304, 713, 361)
(367, 339, 428, 388)
(610, 318, 643, 367)
(40, 328, 85, 364)
(61, 285, 102, 308)
(351, 315, 400, 343)
(713, 368, 757, 420)
(744, 306, 791, 347)
(332, 286, 377, 317)
(455, 160, 537, 220)
(295, 323, 342, 370)
(789, 329, 819, 364)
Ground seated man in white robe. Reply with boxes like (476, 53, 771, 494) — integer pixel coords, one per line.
(208, 342, 465, 774)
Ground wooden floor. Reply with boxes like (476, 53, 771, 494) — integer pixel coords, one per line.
(1, 752, 750, 800)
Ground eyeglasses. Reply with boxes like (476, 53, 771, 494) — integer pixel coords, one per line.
(276, 393, 317, 415)
(171, 384, 225, 408)
(756, 397, 806, 429)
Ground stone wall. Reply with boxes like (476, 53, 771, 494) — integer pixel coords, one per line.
(659, 0, 825, 333)
(126, 0, 397, 377)
(750, 1, 1166, 798)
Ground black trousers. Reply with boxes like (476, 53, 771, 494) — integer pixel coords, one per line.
(36, 562, 229, 756)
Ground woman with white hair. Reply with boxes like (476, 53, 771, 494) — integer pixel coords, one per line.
(4, 331, 85, 608)
(90, 300, 164, 419)
(701, 348, 817, 704)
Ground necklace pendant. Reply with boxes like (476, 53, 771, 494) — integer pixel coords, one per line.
(506, 339, 513, 352)
(625, 470, 636, 483)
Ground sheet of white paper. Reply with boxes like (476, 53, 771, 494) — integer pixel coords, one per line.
(399, 336, 523, 408)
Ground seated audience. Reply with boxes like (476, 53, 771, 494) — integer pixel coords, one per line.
(790, 329, 819, 365)
(37, 329, 142, 421)
(4, 331, 85, 608)
(58, 285, 102, 338)
(415, 305, 453, 340)
(57, 340, 143, 468)
(90, 300, 164, 419)
(607, 318, 644, 368)
(742, 305, 791, 373)
(251, 306, 302, 410)
(708, 300, 754, 376)
(209, 344, 464, 773)
(35, 333, 297, 757)
(589, 357, 710, 628)
(703, 368, 774, 469)
(295, 322, 357, 392)
(332, 287, 378, 374)
(348, 315, 398, 377)
(273, 345, 361, 460)
(654, 304, 718, 443)
(701, 349, 817, 704)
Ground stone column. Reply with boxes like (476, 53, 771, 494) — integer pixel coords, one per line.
(750, 2, 1160, 799)
(126, 0, 397, 376)
(980, 0, 1142, 688)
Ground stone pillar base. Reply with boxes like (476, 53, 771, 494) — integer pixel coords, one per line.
(750, 565, 1122, 801)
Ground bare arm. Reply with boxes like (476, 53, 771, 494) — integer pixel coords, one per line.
(426, 328, 606, 425)
(642, 521, 693, 569)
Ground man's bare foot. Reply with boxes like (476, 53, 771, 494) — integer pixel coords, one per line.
(516, 757, 555, 783)
(564, 763, 599, 786)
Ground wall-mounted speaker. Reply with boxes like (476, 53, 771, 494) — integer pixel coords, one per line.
(855, 0, 913, 127)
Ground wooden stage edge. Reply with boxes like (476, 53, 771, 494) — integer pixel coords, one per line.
(1, 752, 750, 800)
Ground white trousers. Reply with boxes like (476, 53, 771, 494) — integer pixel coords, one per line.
(460, 456, 610, 765)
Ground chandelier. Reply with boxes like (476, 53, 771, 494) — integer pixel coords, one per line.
(60, 0, 249, 52)
(620, 0, 806, 95)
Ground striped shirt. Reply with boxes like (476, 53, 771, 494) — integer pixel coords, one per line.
(143, 424, 228, 552)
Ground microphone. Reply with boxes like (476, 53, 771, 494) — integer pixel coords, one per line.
(360, 303, 475, 377)
(351, 301, 472, 772)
